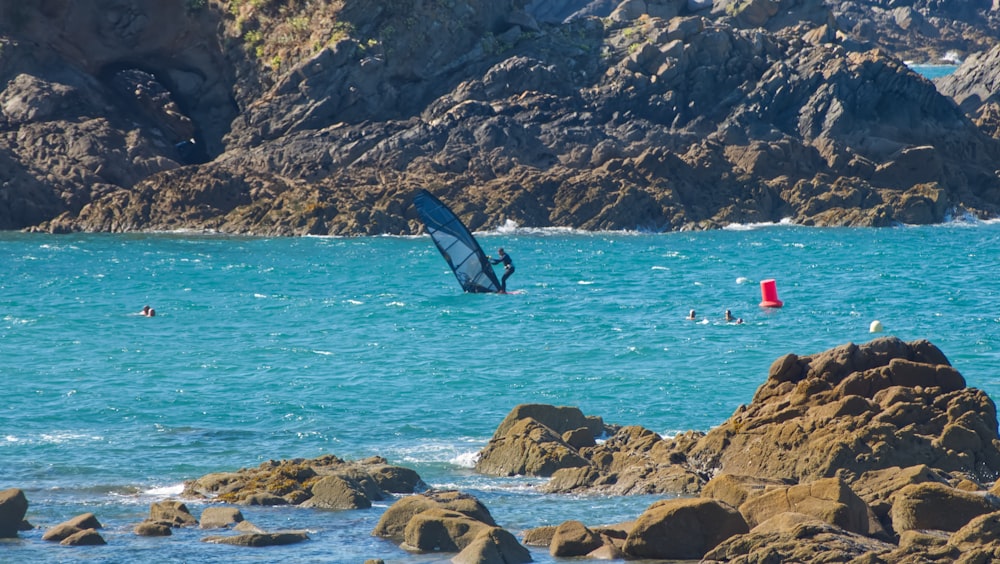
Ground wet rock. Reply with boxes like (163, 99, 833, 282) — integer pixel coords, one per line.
(202, 530, 309, 547)
(622, 497, 748, 559)
(134, 522, 172, 536)
(453, 527, 532, 564)
(402, 508, 491, 552)
(475, 417, 590, 477)
(199, 506, 244, 529)
(183, 454, 423, 509)
(148, 500, 198, 527)
(0, 488, 28, 538)
(300, 475, 372, 510)
(373, 490, 496, 542)
(374, 490, 529, 561)
(549, 520, 604, 556)
(42, 512, 103, 541)
(60, 528, 106, 546)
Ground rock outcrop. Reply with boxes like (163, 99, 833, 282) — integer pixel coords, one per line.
(182, 454, 424, 507)
(41, 512, 103, 542)
(1, 1, 999, 236)
(485, 337, 1000, 561)
(373, 490, 531, 563)
(684, 337, 1000, 483)
(0, 488, 29, 538)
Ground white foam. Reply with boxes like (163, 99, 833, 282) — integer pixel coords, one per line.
(451, 451, 480, 468)
(144, 483, 185, 497)
(736, 276, 751, 285)
(722, 218, 796, 231)
(38, 432, 103, 444)
(495, 219, 520, 234)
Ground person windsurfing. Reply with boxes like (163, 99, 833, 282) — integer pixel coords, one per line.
(489, 248, 515, 293)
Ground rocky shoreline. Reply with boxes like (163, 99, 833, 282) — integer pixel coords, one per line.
(6, 336, 1000, 562)
(2, 1, 1000, 235)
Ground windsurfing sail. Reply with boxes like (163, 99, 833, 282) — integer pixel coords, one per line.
(413, 189, 502, 293)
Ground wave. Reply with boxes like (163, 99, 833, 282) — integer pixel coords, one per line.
(722, 217, 797, 231)
(143, 483, 185, 497)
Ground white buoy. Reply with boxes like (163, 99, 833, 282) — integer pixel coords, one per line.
(869, 320, 883, 333)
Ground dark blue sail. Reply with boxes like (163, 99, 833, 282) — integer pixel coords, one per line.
(413, 189, 502, 293)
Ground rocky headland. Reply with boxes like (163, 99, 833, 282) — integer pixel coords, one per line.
(1, 0, 1000, 234)
(7, 336, 1000, 562)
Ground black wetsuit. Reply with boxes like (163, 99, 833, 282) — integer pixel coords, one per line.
(491, 253, 514, 292)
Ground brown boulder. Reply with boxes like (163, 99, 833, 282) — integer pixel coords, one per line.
(149, 500, 198, 527)
(367, 463, 424, 494)
(199, 506, 244, 529)
(372, 490, 496, 542)
(890, 482, 1000, 532)
(493, 404, 609, 441)
(701, 473, 792, 509)
(42, 512, 103, 541)
(622, 497, 748, 560)
(202, 531, 310, 546)
(562, 427, 596, 449)
(300, 475, 372, 510)
(704, 520, 896, 562)
(850, 464, 951, 522)
(521, 525, 556, 546)
(474, 417, 589, 477)
(134, 521, 172, 536)
(549, 520, 603, 557)
(950, 510, 1000, 549)
(0, 488, 28, 538)
(402, 508, 491, 552)
(737, 477, 872, 536)
(452, 527, 532, 564)
(60, 528, 106, 546)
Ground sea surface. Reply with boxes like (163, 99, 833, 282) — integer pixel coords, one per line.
(2, 222, 1000, 562)
(909, 63, 959, 79)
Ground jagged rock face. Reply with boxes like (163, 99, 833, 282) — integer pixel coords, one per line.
(685, 337, 1000, 484)
(0, 0, 236, 156)
(3, 0, 1000, 234)
(936, 43, 1000, 115)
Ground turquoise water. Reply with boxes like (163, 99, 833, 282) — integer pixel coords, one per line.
(3, 223, 1000, 562)
(910, 63, 959, 79)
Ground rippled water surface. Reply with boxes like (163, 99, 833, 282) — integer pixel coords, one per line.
(3, 223, 999, 562)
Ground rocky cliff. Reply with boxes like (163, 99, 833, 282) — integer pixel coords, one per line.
(2, 0, 1000, 235)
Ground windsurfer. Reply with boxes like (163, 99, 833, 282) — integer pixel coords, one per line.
(489, 248, 515, 293)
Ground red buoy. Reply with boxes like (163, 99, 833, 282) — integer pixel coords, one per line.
(759, 279, 783, 308)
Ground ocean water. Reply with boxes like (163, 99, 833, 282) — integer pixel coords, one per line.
(3, 222, 1000, 562)
(910, 63, 959, 79)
